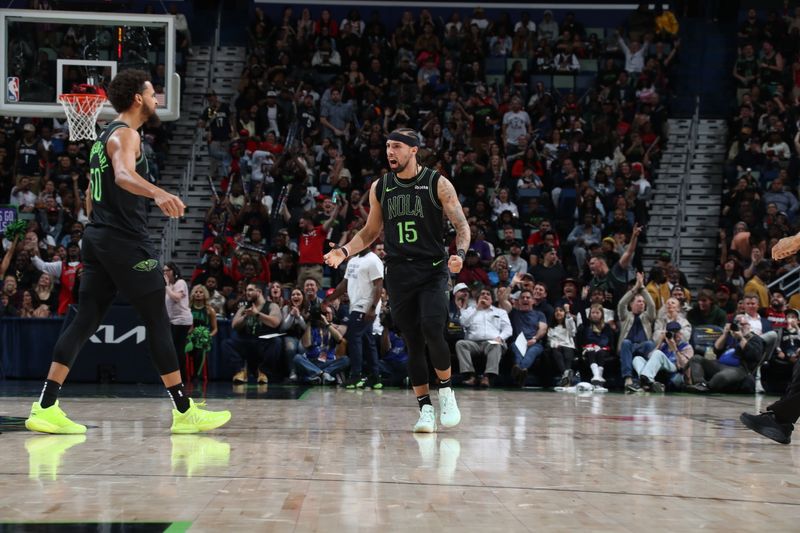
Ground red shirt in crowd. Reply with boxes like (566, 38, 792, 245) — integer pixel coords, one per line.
(299, 225, 326, 265)
(58, 261, 81, 315)
(765, 308, 787, 330)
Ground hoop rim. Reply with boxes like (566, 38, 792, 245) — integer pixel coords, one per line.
(57, 93, 106, 102)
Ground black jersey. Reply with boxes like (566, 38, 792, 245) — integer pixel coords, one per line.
(378, 166, 447, 264)
(88, 121, 150, 239)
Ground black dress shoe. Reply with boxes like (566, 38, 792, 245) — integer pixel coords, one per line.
(686, 382, 709, 393)
(740, 412, 794, 444)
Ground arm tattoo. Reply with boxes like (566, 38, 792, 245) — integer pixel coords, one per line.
(439, 178, 471, 252)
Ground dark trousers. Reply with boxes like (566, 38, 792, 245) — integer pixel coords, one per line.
(550, 346, 576, 375)
(171, 324, 191, 382)
(223, 335, 281, 375)
(769, 360, 800, 424)
(689, 355, 748, 392)
(346, 311, 379, 378)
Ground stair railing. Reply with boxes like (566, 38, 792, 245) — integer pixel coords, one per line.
(672, 95, 701, 268)
(768, 263, 800, 297)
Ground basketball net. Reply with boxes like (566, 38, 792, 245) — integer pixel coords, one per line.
(57, 87, 106, 141)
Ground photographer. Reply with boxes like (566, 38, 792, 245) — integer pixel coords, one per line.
(687, 314, 765, 393)
(633, 321, 693, 392)
(223, 282, 283, 384)
(294, 303, 349, 384)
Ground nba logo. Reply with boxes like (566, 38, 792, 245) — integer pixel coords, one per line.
(7, 77, 19, 103)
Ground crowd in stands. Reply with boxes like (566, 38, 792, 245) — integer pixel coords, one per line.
(6, 3, 791, 394)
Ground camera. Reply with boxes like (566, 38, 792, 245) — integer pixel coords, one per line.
(730, 321, 739, 332)
(665, 331, 673, 340)
(309, 300, 324, 325)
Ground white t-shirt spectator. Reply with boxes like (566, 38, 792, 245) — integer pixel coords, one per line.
(618, 36, 646, 73)
(165, 279, 193, 326)
(345, 251, 383, 314)
(10, 187, 36, 209)
(502, 110, 531, 147)
(514, 20, 536, 33)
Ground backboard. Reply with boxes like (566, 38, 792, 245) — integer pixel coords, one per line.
(0, 9, 180, 121)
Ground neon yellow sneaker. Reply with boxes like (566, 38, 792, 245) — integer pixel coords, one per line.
(171, 435, 231, 477)
(25, 435, 86, 480)
(25, 401, 87, 434)
(170, 398, 231, 434)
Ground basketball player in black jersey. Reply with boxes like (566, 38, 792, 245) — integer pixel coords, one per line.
(325, 128, 471, 432)
(25, 70, 230, 434)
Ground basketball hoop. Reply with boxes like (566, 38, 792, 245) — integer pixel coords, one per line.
(57, 92, 106, 141)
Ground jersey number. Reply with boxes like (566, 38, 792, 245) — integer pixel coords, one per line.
(396, 221, 418, 244)
(89, 167, 102, 201)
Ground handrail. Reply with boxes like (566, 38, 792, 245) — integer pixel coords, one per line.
(672, 95, 701, 268)
(768, 262, 800, 297)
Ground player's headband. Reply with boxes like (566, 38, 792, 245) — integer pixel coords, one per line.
(387, 131, 420, 148)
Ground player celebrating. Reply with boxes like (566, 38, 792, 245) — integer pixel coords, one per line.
(325, 128, 470, 432)
(25, 70, 230, 434)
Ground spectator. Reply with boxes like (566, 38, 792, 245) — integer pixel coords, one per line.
(497, 288, 546, 387)
(634, 320, 692, 392)
(501, 240, 528, 277)
(30, 241, 81, 315)
(199, 91, 234, 180)
(456, 288, 513, 388)
(32, 272, 57, 316)
(327, 245, 384, 389)
(686, 289, 728, 328)
(501, 97, 531, 153)
(567, 212, 602, 276)
(295, 304, 349, 384)
(547, 304, 578, 387)
(531, 281, 555, 322)
(688, 314, 765, 393)
(538, 10, 559, 43)
(743, 264, 770, 310)
(204, 276, 227, 316)
(280, 288, 309, 381)
(587, 224, 641, 306)
(457, 249, 490, 287)
(616, 31, 649, 74)
(653, 297, 692, 342)
(617, 272, 657, 391)
(576, 302, 616, 386)
(186, 285, 219, 380)
(297, 206, 341, 288)
(164, 262, 193, 383)
(532, 245, 567, 304)
(224, 282, 283, 384)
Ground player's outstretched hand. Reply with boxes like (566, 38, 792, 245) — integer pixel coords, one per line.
(772, 234, 800, 260)
(324, 242, 348, 269)
(448, 254, 463, 274)
(155, 190, 185, 219)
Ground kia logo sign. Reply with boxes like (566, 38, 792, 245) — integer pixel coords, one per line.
(89, 325, 146, 344)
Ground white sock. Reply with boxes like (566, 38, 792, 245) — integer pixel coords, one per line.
(590, 363, 600, 378)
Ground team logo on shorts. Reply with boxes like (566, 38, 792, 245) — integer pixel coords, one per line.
(132, 259, 159, 272)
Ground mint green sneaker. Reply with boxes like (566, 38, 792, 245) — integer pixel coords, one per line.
(438, 387, 461, 428)
(171, 398, 231, 434)
(25, 401, 87, 434)
(413, 404, 436, 433)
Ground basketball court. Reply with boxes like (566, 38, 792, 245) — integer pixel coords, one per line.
(1, 386, 799, 531)
(0, 6, 799, 533)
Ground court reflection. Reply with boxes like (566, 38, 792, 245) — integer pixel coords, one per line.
(413, 434, 461, 484)
(170, 435, 230, 477)
(25, 434, 86, 480)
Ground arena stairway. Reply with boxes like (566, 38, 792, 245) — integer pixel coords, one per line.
(642, 118, 727, 289)
(148, 45, 246, 277)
